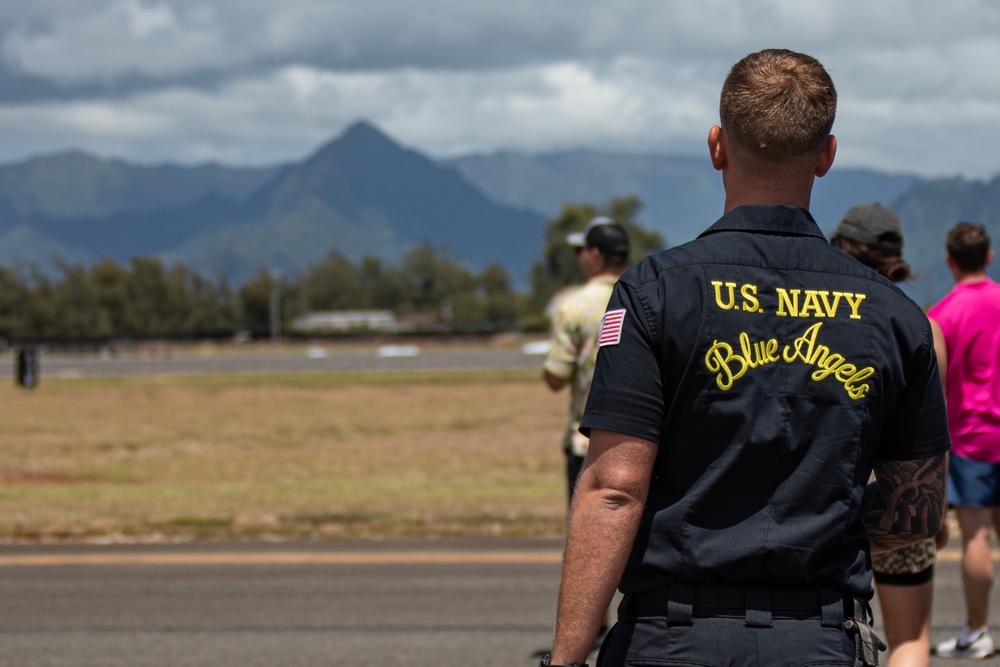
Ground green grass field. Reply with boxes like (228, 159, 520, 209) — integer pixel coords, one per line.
(0, 369, 570, 543)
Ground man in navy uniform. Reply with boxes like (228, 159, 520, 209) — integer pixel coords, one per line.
(543, 49, 949, 667)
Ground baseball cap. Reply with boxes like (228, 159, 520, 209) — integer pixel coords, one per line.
(567, 217, 630, 257)
(832, 203, 904, 251)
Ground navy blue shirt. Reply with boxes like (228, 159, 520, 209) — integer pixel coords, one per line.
(580, 205, 950, 600)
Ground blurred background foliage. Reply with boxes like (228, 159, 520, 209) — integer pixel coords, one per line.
(0, 196, 663, 342)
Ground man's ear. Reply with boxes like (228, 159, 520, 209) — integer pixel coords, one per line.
(814, 135, 837, 177)
(708, 125, 727, 171)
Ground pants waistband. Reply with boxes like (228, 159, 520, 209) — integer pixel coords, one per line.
(620, 584, 850, 628)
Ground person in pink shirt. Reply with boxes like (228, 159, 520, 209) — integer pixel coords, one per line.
(929, 222, 1000, 660)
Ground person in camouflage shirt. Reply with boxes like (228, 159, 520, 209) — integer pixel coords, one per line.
(543, 217, 630, 503)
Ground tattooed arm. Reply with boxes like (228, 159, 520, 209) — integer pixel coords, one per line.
(862, 453, 948, 554)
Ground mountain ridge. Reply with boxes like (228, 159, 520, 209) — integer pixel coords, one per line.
(0, 121, 545, 285)
(0, 120, 997, 303)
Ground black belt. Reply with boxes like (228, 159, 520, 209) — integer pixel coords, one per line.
(620, 584, 850, 628)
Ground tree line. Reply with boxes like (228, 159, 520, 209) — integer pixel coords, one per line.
(0, 196, 663, 343)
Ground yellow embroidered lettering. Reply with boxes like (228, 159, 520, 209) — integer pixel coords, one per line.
(800, 290, 828, 318)
(741, 284, 761, 312)
(711, 281, 738, 310)
(739, 333, 759, 368)
(834, 363, 858, 383)
(706, 333, 782, 390)
(775, 288, 865, 319)
(738, 332, 781, 368)
(819, 291, 843, 317)
(844, 367, 875, 399)
(707, 319, 874, 399)
(775, 287, 800, 317)
(705, 340, 748, 390)
(842, 292, 866, 320)
(806, 342, 831, 367)
(783, 321, 821, 363)
(811, 353, 846, 381)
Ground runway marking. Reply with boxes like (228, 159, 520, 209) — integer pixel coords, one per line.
(0, 549, 993, 567)
(0, 550, 565, 567)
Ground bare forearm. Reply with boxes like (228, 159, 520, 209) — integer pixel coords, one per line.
(863, 453, 947, 554)
(550, 430, 657, 665)
(551, 486, 645, 664)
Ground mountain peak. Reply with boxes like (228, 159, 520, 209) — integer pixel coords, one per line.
(340, 120, 390, 143)
(306, 120, 402, 163)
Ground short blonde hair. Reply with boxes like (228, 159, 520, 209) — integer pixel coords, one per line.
(720, 49, 837, 164)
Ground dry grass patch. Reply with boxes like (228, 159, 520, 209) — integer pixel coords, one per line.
(0, 370, 570, 542)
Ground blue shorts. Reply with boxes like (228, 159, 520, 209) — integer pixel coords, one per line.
(948, 453, 1000, 508)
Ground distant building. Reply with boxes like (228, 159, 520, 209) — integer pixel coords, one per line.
(291, 310, 403, 333)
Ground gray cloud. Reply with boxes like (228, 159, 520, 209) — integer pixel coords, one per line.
(0, 0, 998, 178)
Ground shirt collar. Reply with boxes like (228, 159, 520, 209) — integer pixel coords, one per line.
(697, 205, 828, 241)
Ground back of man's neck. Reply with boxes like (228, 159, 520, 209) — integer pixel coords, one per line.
(592, 269, 624, 281)
(956, 272, 989, 285)
(723, 187, 812, 213)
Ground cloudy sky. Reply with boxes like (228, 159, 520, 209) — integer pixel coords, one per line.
(2, 0, 1000, 179)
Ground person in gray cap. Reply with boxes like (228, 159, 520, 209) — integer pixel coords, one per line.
(832, 203, 949, 667)
(832, 203, 912, 282)
(543, 216, 630, 503)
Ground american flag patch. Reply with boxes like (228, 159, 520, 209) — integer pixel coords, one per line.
(598, 309, 626, 347)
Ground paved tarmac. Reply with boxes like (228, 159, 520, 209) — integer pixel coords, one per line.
(0, 539, 561, 667)
(0, 539, 997, 667)
(1, 343, 545, 380)
(3, 347, 998, 665)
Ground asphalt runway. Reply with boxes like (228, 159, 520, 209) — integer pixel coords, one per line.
(0, 539, 562, 667)
(2, 348, 998, 665)
(1, 343, 546, 380)
(0, 539, 996, 667)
